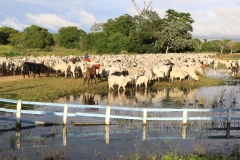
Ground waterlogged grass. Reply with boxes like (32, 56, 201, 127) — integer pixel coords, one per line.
(152, 75, 224, 90)
(107, 140, 229, 160)
(0, 75, 225, 109)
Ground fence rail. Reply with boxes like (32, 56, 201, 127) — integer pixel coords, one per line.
(1, 98, 240, 126)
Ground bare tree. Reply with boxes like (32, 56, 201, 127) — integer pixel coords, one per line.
(131, 0, 154, 14)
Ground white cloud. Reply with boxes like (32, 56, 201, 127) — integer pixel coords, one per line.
(126, 7, 138, 16)
(153, 8, 166, 18)
(1, 16, 27, 31)
(192, 6, 240, 40)
(26, 13, 80, 31)
(78, 11, 98, 26)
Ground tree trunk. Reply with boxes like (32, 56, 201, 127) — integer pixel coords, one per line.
(220, 46, 223, 54)
(165, 46, 169, 54)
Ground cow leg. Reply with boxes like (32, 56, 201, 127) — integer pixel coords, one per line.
(65, 70, 68, 78)
(88, 78, 90, 84)
(94, 77, 96, 83)
(83, 78, 86, 84)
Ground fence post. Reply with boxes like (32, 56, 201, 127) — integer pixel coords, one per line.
(16, 125, 21, 149)
(182, 108, 187, 125)
(105, 106, 111, 125)
(142, 125, 146, 141)
(62, 125, 67, 146)
(143, 108, 147, 125)
(16, 100, 22, 126)
(182, 124, 187, 139)
(227, 108, 231, 124)
(105, 125, 109, 144)
(63, 104, 68, 125)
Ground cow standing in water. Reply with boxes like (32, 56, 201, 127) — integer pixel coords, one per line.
(232, 61, 239, 75)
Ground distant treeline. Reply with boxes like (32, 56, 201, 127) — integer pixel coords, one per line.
(0, 9, 240, 54)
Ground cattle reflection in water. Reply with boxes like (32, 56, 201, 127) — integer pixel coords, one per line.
(83, 93, 99, 112)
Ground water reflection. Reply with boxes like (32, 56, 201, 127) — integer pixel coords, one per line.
(83, 93, 97, 105)
(5, 122, 237, 152)
(55, 85, 240, 109)
(55, 68, 240, 109)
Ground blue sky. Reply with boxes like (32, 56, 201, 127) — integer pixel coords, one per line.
(1, 0, 240, 41)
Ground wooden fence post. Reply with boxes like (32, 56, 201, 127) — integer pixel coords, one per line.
(227, 108, 231, 124)
(62, 125, 67, 146)
(16, 125, 21, 149)
(143, 108, 147, 125)
(105, 125, 109, 144)
(142, 125, 146, 141)
(105, 106, 111, 125)
(182, 108, 187, 125)
(63, 104, 68, 125)
(182, 124, 187, 139)
(16, 100, 22, 126)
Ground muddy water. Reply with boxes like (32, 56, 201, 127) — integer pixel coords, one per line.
(1, 68, 240, 159)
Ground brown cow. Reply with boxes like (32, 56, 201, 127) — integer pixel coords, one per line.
(83, 66, 96, 84)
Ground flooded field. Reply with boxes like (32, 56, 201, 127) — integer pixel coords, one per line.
(1, 68, 240, 159)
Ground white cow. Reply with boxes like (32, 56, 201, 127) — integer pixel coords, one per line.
(51, 63, 70, 78)
(188, 70, 199, 81)
(152, 66, 165, 81)
(169, 70, 189, 82)
(108, 75, 132, 91)
(135, 75, 149, 90)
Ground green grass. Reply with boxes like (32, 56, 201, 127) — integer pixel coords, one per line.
(151, 75, 224, 90)
(0, 45, 102, 57)
(0, 76, 108, 102)
(217, 53, 240, 60)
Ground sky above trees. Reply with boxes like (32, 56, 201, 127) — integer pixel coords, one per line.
(1, 0, 240, 41)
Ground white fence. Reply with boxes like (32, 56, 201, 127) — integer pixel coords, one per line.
(1, 98, 240, 126)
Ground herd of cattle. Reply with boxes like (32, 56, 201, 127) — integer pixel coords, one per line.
(0, 53, 239, 90)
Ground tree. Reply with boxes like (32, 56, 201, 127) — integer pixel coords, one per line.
(193, 38, 203, 53)
(201, 40, 218, 53)
(90, 22, 104, 32)
(23, 25, 54, 49)
(93, 32, 109, 53)
(217, 38, 230, 54)
(58, 26, 86, 49)
(0, 27, 19, 45)
(226, 41, 240, 54)
(156, 21, 193, 53)
(8, 32, 28, 51)
(103, 14, 136, 36)
(8, 25, 54, 50)
(155, 9, 194, 53)
(131, 0, 162, 53)
(107, 33, 129, 54)
(128, 30, 153, 53)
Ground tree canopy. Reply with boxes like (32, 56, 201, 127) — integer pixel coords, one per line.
(8, 25, 54, 50)
(0, 27, 19, 45)
(58, 26, 86, 49)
